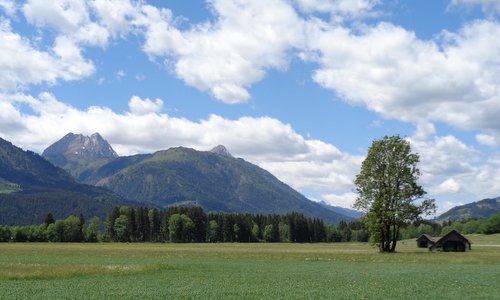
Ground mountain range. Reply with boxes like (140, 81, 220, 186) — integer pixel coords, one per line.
(41, 133, 356, 224)
(2, 132, 499, 226)
(436, 197, 500, 221)
(0, 137, 129, 225)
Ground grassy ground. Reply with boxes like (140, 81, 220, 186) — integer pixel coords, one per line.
(0, 235, 499, 299)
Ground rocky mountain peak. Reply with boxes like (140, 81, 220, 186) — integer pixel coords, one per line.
(210, 145, 232, 157)
(43, 132, 118, 159)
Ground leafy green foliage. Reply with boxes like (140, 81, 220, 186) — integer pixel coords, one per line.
(114, 215, 130, 242)
(354, 136, 435, 252)
(84, 217, 101, 242)
(63, 215, 83, 242)
(168, 214, 194, 242)
(482, 213, 500, 234)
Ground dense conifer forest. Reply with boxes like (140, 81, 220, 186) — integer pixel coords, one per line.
(1, 206, 499, 243)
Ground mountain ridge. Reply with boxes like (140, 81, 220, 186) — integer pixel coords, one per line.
(0, 136, 130, 225)
(43, 132, 118, 159)
(437, 197, 500, 221)
(44, 133, 355, 224)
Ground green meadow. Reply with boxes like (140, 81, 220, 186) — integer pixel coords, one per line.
(1, 235, 499, 299)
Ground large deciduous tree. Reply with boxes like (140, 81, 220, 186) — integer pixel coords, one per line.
(354, 136, 435, 252)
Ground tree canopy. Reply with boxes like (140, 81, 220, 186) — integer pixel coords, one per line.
(354, 135, 435, 252)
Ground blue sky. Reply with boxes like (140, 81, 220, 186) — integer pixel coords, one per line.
(1, 0, 500, 214)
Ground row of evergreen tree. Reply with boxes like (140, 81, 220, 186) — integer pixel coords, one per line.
(0, 206, 370, 243)
(105, 206, 330, 243)
(4, 206, 496, 243)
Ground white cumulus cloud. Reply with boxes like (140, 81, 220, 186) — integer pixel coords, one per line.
(128, 96, 164, 115)
(0, 0, 16, 16)
(294, 0, 380, 19)
(0, 20, 94, 92)
(476, 133, 497, 146)
(138, 0, 305, 104)
(23, 0, 89, 33)
(322, 192, 358, 209)
(449, 0, 500, 15)
(306, 20, 500, 143)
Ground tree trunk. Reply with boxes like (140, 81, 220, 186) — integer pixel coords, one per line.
(384, 224, 391, 252)
(378, 229, 385, 252)
(390, 227, 399, 252)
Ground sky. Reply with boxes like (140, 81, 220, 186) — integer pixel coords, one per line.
(1, 0, 500, 215)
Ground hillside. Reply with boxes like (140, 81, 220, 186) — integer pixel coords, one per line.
(0, 137, 128, 225)
(44, 134, 354, 224)
(437, 197, 500, 221)
(93, 147, 352, 224)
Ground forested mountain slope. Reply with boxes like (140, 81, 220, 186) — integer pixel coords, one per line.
(437, 197, 500, 221)
(0, 137, 128, 225)
(44, 133, 354, 224)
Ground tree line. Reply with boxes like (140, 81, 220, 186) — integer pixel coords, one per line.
(105, 206, 331, 243)
(0, 213, 100, 242)
(0, 206, 369, 243)
(400, 213, 500, 239)
(2, 206, 498, 243)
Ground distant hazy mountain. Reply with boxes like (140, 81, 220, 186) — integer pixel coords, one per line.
(317, 201, 363, 220)
(44, 133, 355, 224)
(437, 197, 500, 221)
(0, 137, 127, 225)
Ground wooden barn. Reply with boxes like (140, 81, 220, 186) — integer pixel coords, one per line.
(429, 230, 471, 252)
(416, 234, 436, 248)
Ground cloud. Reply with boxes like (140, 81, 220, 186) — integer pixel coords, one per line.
(0, 0, 16, 16)
(322, 192, 358, 209)
(410, 135, 479, 178)
(89, 0, 138, 38)
(115, 70, 126, 80)
(138, 0, 304, 104)
(414, 122, 436, 141)
(306, 20, 500, 141)
(0, 20, 94, 92)
(22, 0, 89, 33)
(128, 96, 163, 115)
(476, 133, 497, 146)
(21, 0, 104, 51)
(449, 0, 500, 15)
(52, 36, 95, 79)
(434, 178, 461, 195)
(294, 0, 380, 19)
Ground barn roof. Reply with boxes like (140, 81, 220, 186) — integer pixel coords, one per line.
(416, 234, 436, 243)
(435, 230, 471, 244)
(429, 230, 471, 251)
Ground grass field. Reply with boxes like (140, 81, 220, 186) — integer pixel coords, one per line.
(1, 234, 499, 299)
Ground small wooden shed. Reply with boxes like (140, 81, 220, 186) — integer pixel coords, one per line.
(429, 230, 471, 252)
(416, 234, 436, 248)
